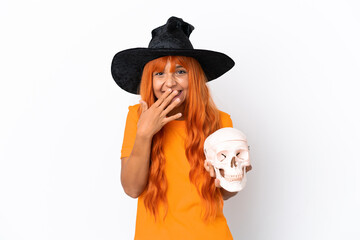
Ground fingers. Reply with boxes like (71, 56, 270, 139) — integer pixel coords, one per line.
(162, 96, 181, 116)
(204, 160, 216, 178)
(204, 160, 211, 172)
(214, 179, 221, 188)
(153, 88, 173, 107)
(163, 112, 182, 124)
(209, 165, 216, 178)
(159, 90, 179, 110)
(139, 100, 148, 113)
(204, 161, 221, 188)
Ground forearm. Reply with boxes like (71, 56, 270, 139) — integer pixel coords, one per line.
(121, 133, 152, 198)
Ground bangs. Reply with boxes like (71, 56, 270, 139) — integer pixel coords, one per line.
(148, 57, 168, 73)
(147, 56, 190, 73)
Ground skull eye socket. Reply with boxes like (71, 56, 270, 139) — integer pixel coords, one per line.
(236, 151, 246, 160)
(217, 152, 227, 161)
(236, 151, 249, 162)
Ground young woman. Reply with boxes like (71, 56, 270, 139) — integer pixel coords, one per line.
(111, 16, 251, 240)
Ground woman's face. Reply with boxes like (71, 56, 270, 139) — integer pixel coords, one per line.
(152, 59, 189, 107)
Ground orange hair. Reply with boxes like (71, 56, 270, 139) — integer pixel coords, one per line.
(139, 56, 223, 221)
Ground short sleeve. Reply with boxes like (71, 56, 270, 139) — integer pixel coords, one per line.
(219, 111, 233, 128)
(120, 104, 140, 159)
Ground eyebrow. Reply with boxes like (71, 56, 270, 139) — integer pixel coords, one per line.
(175, 65, 184, 69)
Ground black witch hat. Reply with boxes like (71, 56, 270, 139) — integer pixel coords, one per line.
(111, 16, 235, 94)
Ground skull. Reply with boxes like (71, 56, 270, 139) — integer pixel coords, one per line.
(204, 127, 250, 192)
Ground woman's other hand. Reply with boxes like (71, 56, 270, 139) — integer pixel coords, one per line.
(204, 160, 221, 188)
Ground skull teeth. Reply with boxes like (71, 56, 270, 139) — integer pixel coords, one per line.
(224, 174, 242, 182)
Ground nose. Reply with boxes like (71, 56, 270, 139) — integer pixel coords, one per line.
(231, 157, 238, 168)
(164, 74, 176, 88)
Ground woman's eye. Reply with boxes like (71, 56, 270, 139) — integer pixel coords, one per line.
(177, 69, 187, 74)
(154, 72, 163, 76)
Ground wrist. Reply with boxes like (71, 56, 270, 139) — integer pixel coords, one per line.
(136, 131, 154, 141)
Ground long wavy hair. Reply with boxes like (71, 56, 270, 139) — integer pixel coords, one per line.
(138, 56, 223, 221)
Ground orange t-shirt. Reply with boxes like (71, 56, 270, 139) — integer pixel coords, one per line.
(121, 104, 234, 240)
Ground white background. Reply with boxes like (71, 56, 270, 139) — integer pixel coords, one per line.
(1, 0, 359, 239)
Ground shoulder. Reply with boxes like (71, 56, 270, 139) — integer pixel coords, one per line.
(218, 110, 233, 128)
(128, 103, 140, 112)
(219, 110, 231, 120)
(126, 104, 140, 121)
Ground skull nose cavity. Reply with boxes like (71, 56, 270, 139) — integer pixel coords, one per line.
(231, 157, 237, 168)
